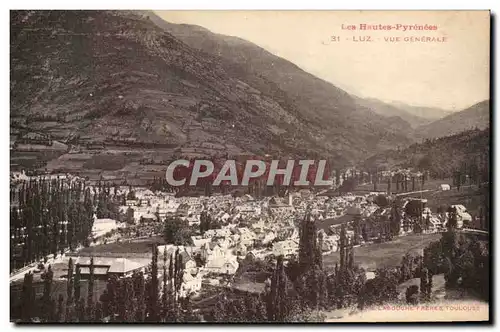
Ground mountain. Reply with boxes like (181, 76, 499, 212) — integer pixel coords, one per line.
(11, 10, 415, 178)
(363, 128, 490, 178)
(353, 97, 431, 128)
(147, 14, 414, 152)
(416, 100, 490, 139)
(390, 101, 454, 120)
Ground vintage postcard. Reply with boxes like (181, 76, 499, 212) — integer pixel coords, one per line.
(10, 10, 490, 323)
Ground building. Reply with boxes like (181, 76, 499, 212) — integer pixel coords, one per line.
(126, 199, 139, 207)
(205, 253, 239, 275)
(439, 184, 451, 191)
(74, 256, 149, 279)
(179, 271, 202, 297)
(158, 245, 196, 271)
(450, 205, 472, 228)
(233, 243, 248, 256)
(272, 239, 299, 258)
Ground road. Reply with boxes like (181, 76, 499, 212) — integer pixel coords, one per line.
(10, 255, 67, 283)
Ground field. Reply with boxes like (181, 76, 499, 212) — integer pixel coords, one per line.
(354, 177, 488, 218)
(352, 177, 455, 194)
(399, 185, 488, 217)
(323, 233, 442, 271)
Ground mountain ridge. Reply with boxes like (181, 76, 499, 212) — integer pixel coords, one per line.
(151, 14, 461, 130)
(415, 100, 490, 139)
(11, 10, 416, 175)
(147, 13, 415, 151)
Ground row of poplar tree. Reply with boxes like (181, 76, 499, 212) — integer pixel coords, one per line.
(10, 178, 122, 272)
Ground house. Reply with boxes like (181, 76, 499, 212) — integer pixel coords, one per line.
(200, 242, 227, 262)
(233, 243, 248, 256)
(235, 204, 262, 215)
(272, 239, 299, 258)
(157, 207, 168, 219)
(322, 236, 338, 252)
(261, 231, 276, 245)
(133, 208, 156, 224)
(165, 200, 180, 214)
(126, 199, 139, 207)
(139, 213, 157, 223)
(176, 203, 191, 216)
(158, 245, 196, 271)
(11, 170, 30, 182)
(179, 271, 202, 297)
(74, 256, 149, 279)
(438, 184, 451, 191)
(191, 236, 211, 249)
(450, 205, 472, 228)
(221, 260, 239, 275)
(212, 236, 233, 249)
(268, 197, 295, 214)
(236, 227, 257, 246)
(218, 212, 231, 223)
(205, 254, 239, 275)
(424, 213, 443, 233)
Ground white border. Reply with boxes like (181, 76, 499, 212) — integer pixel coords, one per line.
(3, 1, 498, 331)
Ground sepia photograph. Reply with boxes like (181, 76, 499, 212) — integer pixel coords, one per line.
(9, 9, 491, 324)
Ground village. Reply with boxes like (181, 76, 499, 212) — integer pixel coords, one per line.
(9, 166, 485, 308)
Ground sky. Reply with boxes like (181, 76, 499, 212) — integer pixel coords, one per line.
(156, 10, 490, 111)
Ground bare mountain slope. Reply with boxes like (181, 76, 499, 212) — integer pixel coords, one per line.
(148, 14, 414, 154)
(11, 10, 414, 176)
(416, 100, 490, 139)
(390, 101, 454, 120)
(10, 11, 334, 161)
(363, 128, 489, 178)
(353, 97, 431, 128)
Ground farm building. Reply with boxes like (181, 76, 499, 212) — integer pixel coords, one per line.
(438, 184, 451, 191)
(72, 256, 150, 279)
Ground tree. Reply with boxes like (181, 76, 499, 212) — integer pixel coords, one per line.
(359, 268, 398, 308)
(21, 272, 35, 321)
(374, 194, 389, 208)
(405, 285, 419, 305)
(420, 267, 429, 302)
(405, 200, 424, 219)
(266, 255, 288, 321)
(56, 294, 64, 322)
(389, 201, 401, 236)
(74, 264, 81, 303)
(87, 257, 95, 318)
(418, 155, 432, 171)
(298, 210, 322, 272)
(163, 217, 194, 246)
(41, 264, 54, 321)
(125, 207, 135, 225)
(147, 245, 159, 321)
(126, 189, 136, 200)
(66, 258, 74, 318)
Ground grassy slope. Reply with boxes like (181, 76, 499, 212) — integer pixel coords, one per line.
(323, 233, 441, 270)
